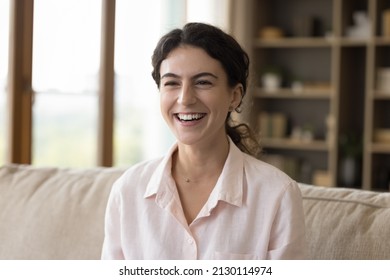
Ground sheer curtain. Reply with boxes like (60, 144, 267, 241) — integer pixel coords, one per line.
(0, 0, 10, 165)
(186, 0, 231, 31)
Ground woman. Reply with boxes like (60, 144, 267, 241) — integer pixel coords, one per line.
(101, 22, 306, 259)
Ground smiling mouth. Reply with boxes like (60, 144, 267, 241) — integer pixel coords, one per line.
(175, 113, 206, 122)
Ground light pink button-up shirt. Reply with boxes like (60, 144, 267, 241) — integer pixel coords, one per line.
(101, 139, 306, 259)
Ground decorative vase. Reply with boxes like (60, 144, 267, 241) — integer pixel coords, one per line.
(262, 73, 281, 92)
(340, 156, 357, 187)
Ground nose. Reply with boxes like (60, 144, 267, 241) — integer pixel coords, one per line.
(177, 84, 196, 106)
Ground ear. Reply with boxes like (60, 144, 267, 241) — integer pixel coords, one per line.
(229, 83, 243, 111)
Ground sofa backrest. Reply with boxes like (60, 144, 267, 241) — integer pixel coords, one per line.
(0, 164, 124, 260)
(2, 164, 390, 260)
(299, 183, 390, 260)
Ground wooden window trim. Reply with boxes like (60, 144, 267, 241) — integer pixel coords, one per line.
(98, 0, 116, 167)
(7, 0, 34, 164)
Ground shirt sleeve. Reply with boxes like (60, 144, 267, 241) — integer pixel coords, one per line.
(266, 181, 307, 259)
(101, 178, 125, 260)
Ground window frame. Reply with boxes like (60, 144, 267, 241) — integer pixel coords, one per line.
(7, 0, 115, 166)
(8, 0, 34, 164)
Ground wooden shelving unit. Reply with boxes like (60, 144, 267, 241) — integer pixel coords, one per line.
(247, 0, 390, 191)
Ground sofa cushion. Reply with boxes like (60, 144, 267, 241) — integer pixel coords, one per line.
(299, 183, 390, 259)
(0, 164, 124, 260)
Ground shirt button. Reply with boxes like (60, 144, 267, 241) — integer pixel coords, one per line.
(187, 238, 194, 245)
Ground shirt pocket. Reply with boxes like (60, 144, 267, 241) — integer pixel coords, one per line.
(214, 251, 259, 260)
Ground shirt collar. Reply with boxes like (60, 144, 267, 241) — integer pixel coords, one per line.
(143, 142, 178, 200)
(143, 138, 245, 208)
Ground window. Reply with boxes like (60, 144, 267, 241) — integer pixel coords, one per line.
(4, 0, 232, 168)
(32, 0, 102, 167)
(0, 0, 10, 165)
(186, 0, 231, 29)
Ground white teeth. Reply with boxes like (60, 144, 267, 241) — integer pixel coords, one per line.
(177, 113, 205, 121)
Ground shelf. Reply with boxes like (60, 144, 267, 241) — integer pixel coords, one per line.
(374, 37, 390, 46)
(253, 37, 332, 48)
(253, 37, 390, 48)
(373, 92, 390, 100)
(254, 38, 333, 48)
(250, 0, 390, 190)
(261, 138, 329, 151)
(254, 87, 332, 99)
(254, 37, 390, 48)
(338, 38, 370, 47)
(369, 143, 390, 154)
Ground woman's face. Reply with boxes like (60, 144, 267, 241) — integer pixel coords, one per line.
(159, 45, 242, 147)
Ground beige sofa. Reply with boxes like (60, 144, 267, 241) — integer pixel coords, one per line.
(1, 163, 390, 260)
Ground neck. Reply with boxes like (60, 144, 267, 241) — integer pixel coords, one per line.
(173, 136, 230, 184)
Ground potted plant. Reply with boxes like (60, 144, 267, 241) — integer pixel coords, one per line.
(261, 66, 283, 92)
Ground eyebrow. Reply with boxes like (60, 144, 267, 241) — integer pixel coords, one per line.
(161, 72, 218, 80)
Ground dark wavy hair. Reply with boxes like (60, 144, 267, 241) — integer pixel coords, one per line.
(151, 22, 260, 157)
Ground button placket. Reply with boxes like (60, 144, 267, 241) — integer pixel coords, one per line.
(184, 233, 197, 259)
